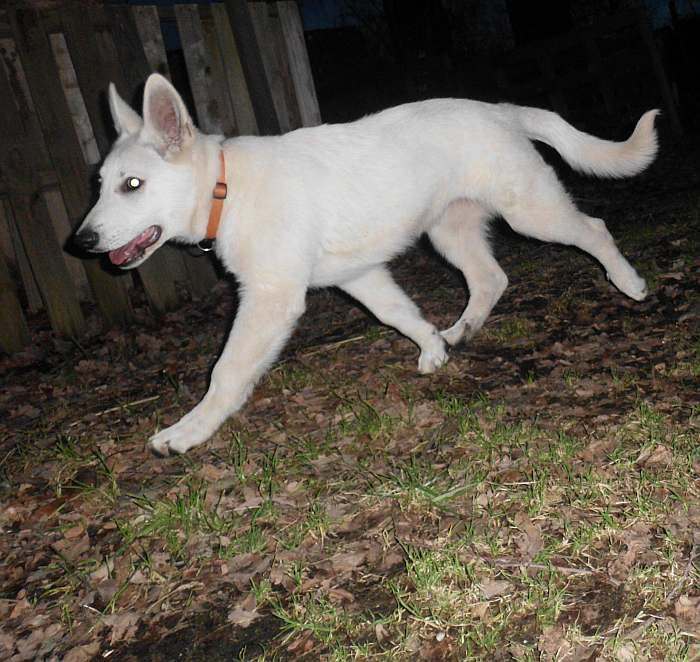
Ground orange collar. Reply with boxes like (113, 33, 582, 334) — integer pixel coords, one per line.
(201, 150, 227, 249)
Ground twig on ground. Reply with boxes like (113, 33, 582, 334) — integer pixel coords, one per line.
(299, 329, 394, 359)
(145, 581, 205, 615)
(68, 395, 161, 427)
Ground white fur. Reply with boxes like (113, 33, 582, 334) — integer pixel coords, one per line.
(78, 73, 658, 455)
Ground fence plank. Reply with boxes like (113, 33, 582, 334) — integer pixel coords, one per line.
(107, 4, 182, 313)
(0, 247, 30, 353)
(61, 8, 117, 157)
(44, 189, 91, 301)
(212, 3, 257, 135)
(0, 197, 14, 265)
(1, 197, 43, 313)
(8, 5, 133, 327)
(268, 2, 301, 130)
(175, 4, 227, 134)
(249, 1, 292, 133)
(3, 172, 85, 337)
(222, 0, 280, 135)
(0, 35, 84, 336)
(277, 1, 321, 127)
(50, 32, 101, 166)
(201, 9, 239, 136)
(133, 5, 171, 78)
(0, 78, 86, 338)
(1, 34, 90, 301)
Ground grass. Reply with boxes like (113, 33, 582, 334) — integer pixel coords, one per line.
(481, 317, 536, 344)
(253, 396, 696, 658)
(15, 385, 697, 659)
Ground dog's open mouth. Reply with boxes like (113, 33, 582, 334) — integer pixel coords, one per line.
(108, 225, 162, 266)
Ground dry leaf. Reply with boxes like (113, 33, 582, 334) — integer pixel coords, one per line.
(63, 641, 100, 662)
(330, 550, 366, 573)
(479, 579, 512, 599)
(637, 444, 673, 468)
(674, 595, 700, 625)
(514, 513, 543, 560)
(227, 607, 261, 628)
(103, 612, 139, 645)
(538, 624, 572, 660)
(328, 587, 355, 604)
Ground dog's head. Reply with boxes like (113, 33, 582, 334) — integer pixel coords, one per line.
(74, 74, 199, 269)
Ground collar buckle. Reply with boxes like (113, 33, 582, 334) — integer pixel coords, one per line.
(213, 182, 227, 200)
(197, 238, 215, 252)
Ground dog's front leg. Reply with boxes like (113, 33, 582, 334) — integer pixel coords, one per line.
(148, 285, 306, 456)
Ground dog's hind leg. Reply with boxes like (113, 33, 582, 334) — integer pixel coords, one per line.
(497, 164, 647, 301)
(428, 200, 508, 346)
(340, 266, 448, 374)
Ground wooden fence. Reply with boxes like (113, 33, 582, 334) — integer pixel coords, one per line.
(0, 1, 321, 354)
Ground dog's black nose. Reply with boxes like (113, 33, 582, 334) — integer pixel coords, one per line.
(73, 230, 100, 250)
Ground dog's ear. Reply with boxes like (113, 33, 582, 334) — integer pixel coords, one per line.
(108, 83, 142, 136)
(142, 73, 194, 156)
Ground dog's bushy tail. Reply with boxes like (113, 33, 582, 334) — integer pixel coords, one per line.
(509, 105, 659, 178)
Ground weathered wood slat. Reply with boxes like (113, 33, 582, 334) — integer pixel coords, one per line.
(50, 32, 101, 166)
(106, 5, 151, 101)
(133, 5, 171, 78)
(0, 27, 84, 335)
(0, 198, 42, 313)
(267, 2, 301, 130)
(222, 0, 280, 135)
(175, 4, 227, 135)
(4, 7, 85, 334)
(1, 34, 90, 300)
(0, 37, 53, 168)
(201, 8, 239, 136)
(44, 188, 91, 301)
(0, 246, 30, 353)
(212, 3, 258, 136)
(61, 7, 119, 156)
(106, 4, 182, 314)
(9, 8, 90, 225)
(0, 198, 14, 265)
(7, 190, 85, 337)
(249, 1, 292, 133)
(0, 130, 85, 337)
(8, 5, 133, 327)
(277, 1, 321, 127)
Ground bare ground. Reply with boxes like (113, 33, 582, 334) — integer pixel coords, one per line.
(1, 135, 699, 660)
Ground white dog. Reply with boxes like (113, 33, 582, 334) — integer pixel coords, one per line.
(75, 73, 658, 455)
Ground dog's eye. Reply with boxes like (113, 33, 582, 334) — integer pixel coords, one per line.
(124, 176, 143, 192)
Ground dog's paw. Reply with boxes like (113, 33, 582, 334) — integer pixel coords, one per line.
(418, 334, 449, 374)
(440, 320, 473, 347)
(148, 418, 212, 457)
(608, 269, 648, 302)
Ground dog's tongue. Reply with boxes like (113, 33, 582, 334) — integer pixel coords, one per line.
(109, 226, 161, 265)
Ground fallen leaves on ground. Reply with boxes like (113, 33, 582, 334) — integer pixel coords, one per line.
(1, 137, 700, 659)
